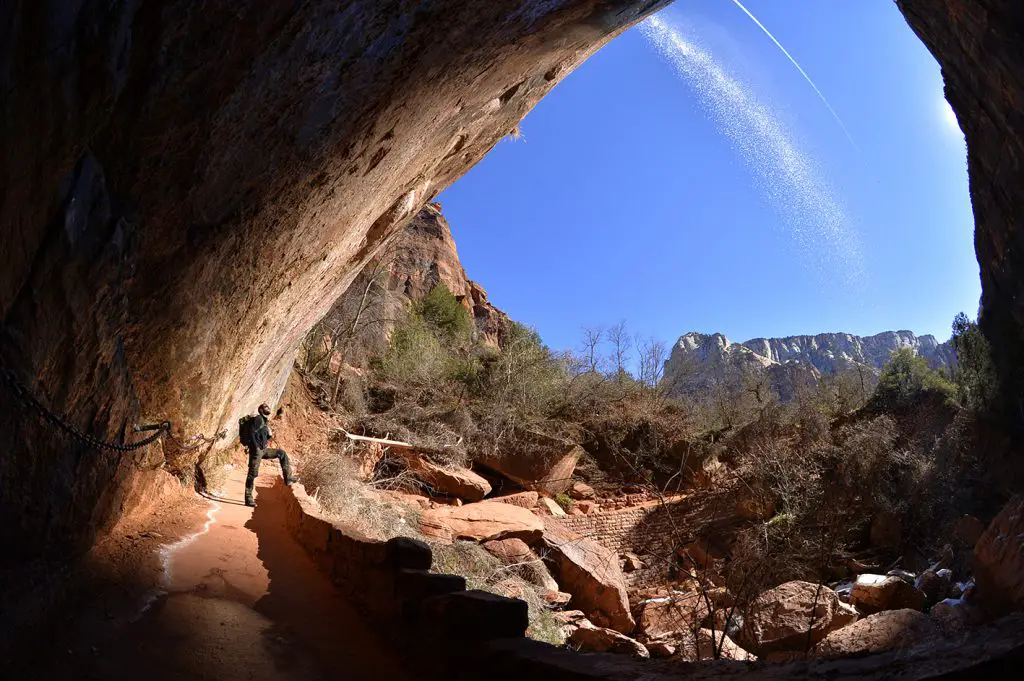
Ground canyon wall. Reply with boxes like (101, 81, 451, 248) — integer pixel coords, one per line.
(313, 204, 512, 368)
(664, 330, 953, 399)
(0, 0, 1022, 603)
(898, 0, 1024, 419)
(0, 0, 670, 569)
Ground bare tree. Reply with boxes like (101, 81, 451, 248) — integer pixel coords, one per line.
(577, 325, 606, 375)
(635, 335, 667, 391)
(329, 239, 402, 402)
(608, 320, 631, 384)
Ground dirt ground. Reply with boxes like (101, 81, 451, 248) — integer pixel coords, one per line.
(17, 463, 413, 681)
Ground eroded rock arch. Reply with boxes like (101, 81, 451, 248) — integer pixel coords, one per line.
(0, 0, 1021, 587)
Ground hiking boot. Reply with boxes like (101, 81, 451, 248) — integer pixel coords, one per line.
(285, 476, 299, 485)
(244, 498, 256, 507)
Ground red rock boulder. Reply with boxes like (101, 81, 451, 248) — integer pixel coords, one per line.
(739, 581, 857, 655)
(489, 491, 539, 509)
(816, 609, 935, 657)
(974, 495, 1024, 615)
(635, 592, 710, 641)
(399, 454, 491, 502)
(850, 574, 926, 613)
(569, 622, 649, 658)
(539, 521, 635, 634)
(570, 482, 596, 500)
(477, 432, 582, 495)
(420, 501, 543, 543)
(677, 628, 756, 662)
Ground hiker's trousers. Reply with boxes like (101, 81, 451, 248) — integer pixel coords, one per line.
(245, 446, 292, 502)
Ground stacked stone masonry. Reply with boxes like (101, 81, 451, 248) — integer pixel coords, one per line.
(551, 497, 695, 559)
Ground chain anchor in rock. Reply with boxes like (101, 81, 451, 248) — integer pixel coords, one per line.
(0, 361, 171, 452)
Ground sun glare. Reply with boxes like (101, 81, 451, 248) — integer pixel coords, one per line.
(941, 99, 961, 132)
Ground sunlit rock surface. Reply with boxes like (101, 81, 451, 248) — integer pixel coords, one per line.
(664, 330, 954, 399)
(0, 0, 668, 571)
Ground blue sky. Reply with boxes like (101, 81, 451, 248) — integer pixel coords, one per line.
(438, 0, 977, 352)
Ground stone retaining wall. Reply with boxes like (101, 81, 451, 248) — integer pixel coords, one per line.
(551, 497, 697, 556)
(278, 480, 1023, 680)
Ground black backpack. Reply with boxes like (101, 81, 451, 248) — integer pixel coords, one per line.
(238, 415, 258, 448)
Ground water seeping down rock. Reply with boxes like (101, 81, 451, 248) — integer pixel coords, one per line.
(0, 0, 1022, 641)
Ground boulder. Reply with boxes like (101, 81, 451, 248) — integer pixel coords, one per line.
(646, 641, 676, 658)
(850, 574, 926, 613)
(539, 521, 635, 634)
(570, 482, 596, 500)
(678, 629, 756, 662)
(483, 538, 534, 563)
(739, 581, 858, 655)
(420, 501, 543, 543)
(536, 497, 567, 517)
(545, 590, 573, 608)
(477, 433, 582, 495)
(816, 609, 935, 657)
(635, 592, 710, 641)
(915, 569, 953, 607)
(490, 491, 539, 509)
(620, 552, 644, 572)
(974, 495, 1024, 615)
(483, 538, 560, 592)
(552, 610, 589, 638)
(569, 622, 649, 658)
(400, 454, 491, 502)
(576, 500, 598, 514)
(707, 608, 743, 640)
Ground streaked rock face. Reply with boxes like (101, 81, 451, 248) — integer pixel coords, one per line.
(664, 330, 954, 399)
(898, 0, 1024, 418)
(0, 0, 668, 568)
(313, 205, 513, 365)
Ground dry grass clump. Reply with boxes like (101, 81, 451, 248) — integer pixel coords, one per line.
(300, 453, 419, 540)
(429, 540, 565, 646)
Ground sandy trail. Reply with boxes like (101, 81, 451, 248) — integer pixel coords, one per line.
(41, 465, 411, 681)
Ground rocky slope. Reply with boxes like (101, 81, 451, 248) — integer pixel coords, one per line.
(316, 203, 512, 365)
(664, 330, 954, 398)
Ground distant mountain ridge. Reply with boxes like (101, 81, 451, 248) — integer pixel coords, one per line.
(664, 330, 955, 399)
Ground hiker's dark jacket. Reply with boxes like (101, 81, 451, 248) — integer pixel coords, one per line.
(250, 414, 271, 450)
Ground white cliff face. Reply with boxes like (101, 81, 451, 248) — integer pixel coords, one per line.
(664, 330, 955, 399)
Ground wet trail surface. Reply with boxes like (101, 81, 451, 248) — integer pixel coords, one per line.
(41, 467, 411, 681)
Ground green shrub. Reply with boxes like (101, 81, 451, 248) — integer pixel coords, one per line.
(869, 347, 957, 411)
(445, 356, 483, 394)
(554, 492, 575, 511)
(374, 314, 447, 386)
(951, 312, 998, 413)
(418, 283, 472, 342)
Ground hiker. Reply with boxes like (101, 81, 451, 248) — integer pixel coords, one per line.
(240, 403, 296, 507)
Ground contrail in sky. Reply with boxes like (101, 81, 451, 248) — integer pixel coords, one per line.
(729, 0, 858, 151)
(639, 14, 864, 286)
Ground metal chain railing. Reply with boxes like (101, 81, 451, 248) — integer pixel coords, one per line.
(0, 362, 223, 452)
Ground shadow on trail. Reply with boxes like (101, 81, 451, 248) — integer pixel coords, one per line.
(245, 480, 411, 681)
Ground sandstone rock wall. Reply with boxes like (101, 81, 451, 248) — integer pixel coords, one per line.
(314, 205, 512, 365)
(0, 0, 669, 568)
(898, 0, 1024, 418)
